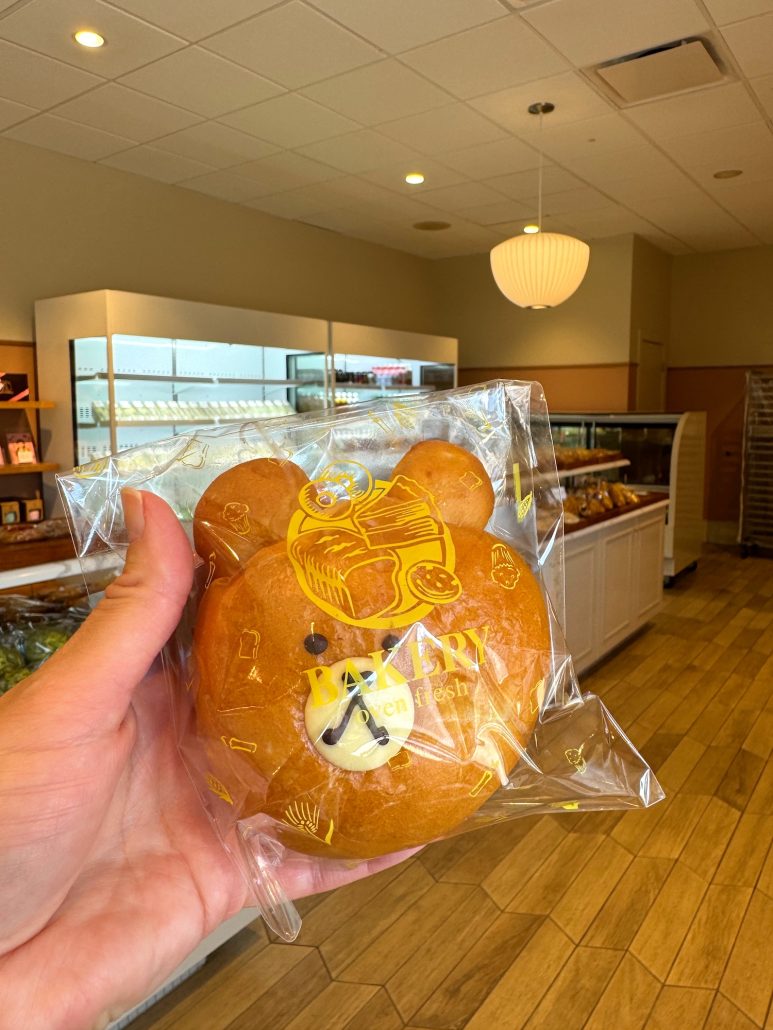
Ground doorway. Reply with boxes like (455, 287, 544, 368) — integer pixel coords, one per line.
(636, 338, 666, 411)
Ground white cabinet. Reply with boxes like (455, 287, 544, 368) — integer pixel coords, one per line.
(563, 501, 668, 676)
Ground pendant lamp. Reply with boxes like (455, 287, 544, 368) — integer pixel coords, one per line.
(490, 102, 590, 309)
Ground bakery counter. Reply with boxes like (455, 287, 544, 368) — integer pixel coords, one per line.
(564, 499, 669, 676)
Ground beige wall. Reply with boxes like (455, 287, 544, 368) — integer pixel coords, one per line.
(431, 235, 634, 369)
(0, 138, 440, 343)
(629, 236, 671, 361)
(670, 245, 773, 367)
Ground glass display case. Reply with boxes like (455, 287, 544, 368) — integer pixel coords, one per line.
(549, 411, 707, 581)
(35, 292, 458, 514)
(71, 334, 320, 465)
(291, 350, 454, 413)
(550, 413, 679, 488)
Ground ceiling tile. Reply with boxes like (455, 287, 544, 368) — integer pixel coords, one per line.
(439, 136, 539, 178)
(522, 0, 709, 67)
(399, 16, 567, 100)
(232, 150, 344, 194)
(567, 143, 683, 184)
(540, 185, 614, 214)
(202, 1, 380, 89)
(102, 0, 279, 41)
(703, 0, 773, 25)
(101, 144, 215, 182)
(379, 103, 506, 152)
(221, 93, 360, 149)
(244, 190, 333, 220)
(660, 120, 773, 169)
(261, 175, 399, 211)
(299, 59, 451, 125)
(626, 82, 761, 140)
(419, 181, 508, 211)
(602, 167, 695, 204)
(305, 0, 507, 53)
(0, 39, 102, 108)
(470, 72, 611, 134)
(486, 164, 585, 199)
(455, 197, 532, 224)
(152, 122, 279, 167)
(631, 190, 755, 248)
(295, 129, 418, 173)
(4, 112, 133, 159)
(181, 168, 263, 202)
(534, 112, 646, 162)
(54, 83, 201, 142)
(0, 97, 37, 130)
(0, 0, 185, 77)
(721, 12, 773, 78)
(361, 157, 467, 194)
(564, 204, 662, 238)
(491, 212, 581, 238)
(752, 73, 773, 117)
(119, 47, 282, 118)
(696, 151, 773, 187)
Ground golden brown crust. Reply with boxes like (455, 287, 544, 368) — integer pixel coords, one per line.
(193, 458, 309, 578)
(193, 523, 550, 859)
(392, 440, 495, 530)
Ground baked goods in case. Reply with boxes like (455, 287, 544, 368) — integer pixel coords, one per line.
(193, 441, 550, 859)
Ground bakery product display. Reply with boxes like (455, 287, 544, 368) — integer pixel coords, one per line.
(193, 441, 550, 859)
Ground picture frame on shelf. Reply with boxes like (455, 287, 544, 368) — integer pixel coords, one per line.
(0, 373, 29, 402)
(6, 432, 37, 465)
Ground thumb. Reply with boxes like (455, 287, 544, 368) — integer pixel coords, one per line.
(36, 490, 194, 729)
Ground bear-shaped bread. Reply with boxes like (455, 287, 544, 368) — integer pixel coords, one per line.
(193, 442, 550, 859)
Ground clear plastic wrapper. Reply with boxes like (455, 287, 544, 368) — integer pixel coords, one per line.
(59, 381, 663, 940)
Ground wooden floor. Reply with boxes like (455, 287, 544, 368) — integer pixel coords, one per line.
(133, 546, 773, 1030)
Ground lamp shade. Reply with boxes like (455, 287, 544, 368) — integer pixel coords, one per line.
(490, 232, 590, 309)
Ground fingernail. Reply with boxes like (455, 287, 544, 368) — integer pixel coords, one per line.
(122, 488, 145, 543)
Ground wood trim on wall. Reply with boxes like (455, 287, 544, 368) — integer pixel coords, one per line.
(459, 364, 634, 413)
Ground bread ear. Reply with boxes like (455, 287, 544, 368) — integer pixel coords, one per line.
(193, 458, 309, 579)
(392, 440, 494, 530)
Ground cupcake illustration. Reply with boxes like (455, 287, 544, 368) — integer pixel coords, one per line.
(222, 501, 250, 535)
(490, 543, 520, 590)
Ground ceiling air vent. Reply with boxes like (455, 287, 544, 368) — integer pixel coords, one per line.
(591, 38, 727, 106)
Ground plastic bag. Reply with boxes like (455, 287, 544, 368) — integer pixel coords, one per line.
(58, 380, 663, 941)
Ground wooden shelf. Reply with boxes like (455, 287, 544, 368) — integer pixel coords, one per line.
(0, 400, 55, 410)
(0, 462, 59, 475)
(75, 373, 303, 386)
(555, 458, 631, 481)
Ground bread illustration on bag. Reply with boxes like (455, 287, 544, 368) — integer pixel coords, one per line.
(192, 440, 551, 859)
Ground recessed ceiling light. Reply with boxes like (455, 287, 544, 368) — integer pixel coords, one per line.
(74, 29, 105, 48)
(405, 172, 425, 185)
(523, 224, 540, 234)
(713, 169, 742, 179)
(413, 221, 450, 231)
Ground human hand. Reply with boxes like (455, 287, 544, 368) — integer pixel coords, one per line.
(0, 491, 414, 1030)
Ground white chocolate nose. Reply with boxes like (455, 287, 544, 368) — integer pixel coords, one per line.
(304, 655, 415, 772)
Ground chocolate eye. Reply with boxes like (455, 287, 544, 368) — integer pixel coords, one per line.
(304, 633, 328, 655)
(382, 634, 400, 651)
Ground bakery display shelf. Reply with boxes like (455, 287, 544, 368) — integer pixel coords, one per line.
(532, 459, 631, 485)
(111, 416, 280, 428)
(325, 383, 436, 391)
(564, 492, 667, 535)
(0, 400, 55, 410)
(0, 462, 59, 475)
(555, 458, 630, 480)
(75, 373, 305, 386)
